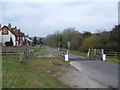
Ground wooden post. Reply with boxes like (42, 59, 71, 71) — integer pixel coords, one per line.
(94, 49, 96, 56)
(101, 49, 104, 55)
(115, 52, 117, 58)
(88, 49, 90, 57)
(19, 51, 24, 63)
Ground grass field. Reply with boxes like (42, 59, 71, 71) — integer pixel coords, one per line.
(2, 54, 69, 88)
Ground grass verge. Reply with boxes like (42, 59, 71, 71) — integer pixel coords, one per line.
(2, 56, 69, 88)
(106, 56, 120, 64)
(69, 50, 87, 57)
(39, 45, 46, 50)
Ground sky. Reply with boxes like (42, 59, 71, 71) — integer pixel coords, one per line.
(0, 0, 118, 37)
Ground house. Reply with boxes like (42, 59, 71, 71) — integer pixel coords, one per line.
(0, 23, 32, 46)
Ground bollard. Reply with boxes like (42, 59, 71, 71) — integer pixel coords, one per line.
(102, 54, 106, 61)
(65, 54, 68, 61)
(87, 52, 89, 58)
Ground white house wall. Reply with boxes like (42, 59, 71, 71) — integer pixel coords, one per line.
(0, 30, 2, 43)
(0, 30, 16, 46)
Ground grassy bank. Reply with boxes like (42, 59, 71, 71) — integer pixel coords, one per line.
(2, 55, 69, 88)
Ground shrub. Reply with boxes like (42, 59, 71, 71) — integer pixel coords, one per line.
(80, 35, 99, 52)
(5, 38, 13, 46)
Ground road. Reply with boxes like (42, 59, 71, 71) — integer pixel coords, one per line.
(45, 46, 119, 88)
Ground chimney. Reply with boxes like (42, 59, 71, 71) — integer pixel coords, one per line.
(8, 23, 11, 29)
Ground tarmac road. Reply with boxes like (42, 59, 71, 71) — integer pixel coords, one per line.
(45, 46, 119, 88)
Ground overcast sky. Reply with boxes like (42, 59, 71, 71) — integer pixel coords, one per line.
(1, 1, 118, 37)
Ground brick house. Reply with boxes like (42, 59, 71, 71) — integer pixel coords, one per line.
(0, 23, 32, 46)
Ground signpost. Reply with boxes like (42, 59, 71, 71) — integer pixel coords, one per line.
(58, 43, 60, 57)
(68, 41, 70, 50)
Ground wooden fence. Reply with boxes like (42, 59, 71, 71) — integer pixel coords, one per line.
(1, 46, 35, 63)
(59, 49, 67, 58)
(105, 52, 120, 58)
(88, 49, 120, 60)
(88, 49, 104, 60)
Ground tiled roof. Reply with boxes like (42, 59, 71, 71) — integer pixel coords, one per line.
(2, 25, 26, 37)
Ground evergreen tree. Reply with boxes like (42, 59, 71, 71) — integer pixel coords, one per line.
(33, 36, 38, 46)
(39, 38, 43, 45)
(10, 37, 13, 46)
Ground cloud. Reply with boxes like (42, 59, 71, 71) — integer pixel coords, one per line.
(2, 0, 119, 2)
(2, 2, 118, 37)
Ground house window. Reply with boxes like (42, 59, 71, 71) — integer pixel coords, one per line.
(3, 30, 7, 33)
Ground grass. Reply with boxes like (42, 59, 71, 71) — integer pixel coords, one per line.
(2, 56, 70, 88)
(39, 45, 46, 50)
(69, 50, 87, 57)
(39, 50, 48, 56)
(106, 56, 120, 64)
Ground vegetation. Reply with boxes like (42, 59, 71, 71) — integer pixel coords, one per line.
(32, 36, 38, 46)
(2, 55, 69, 88)
(39, 45, 46, 50)
(106, 56, 120, 64)
(39, 38, 43, 45)
(69, 50, 87, 57)
(44, 25, 119, 53)
(5, 37, 13, 46)
(2, 46, 70, 88)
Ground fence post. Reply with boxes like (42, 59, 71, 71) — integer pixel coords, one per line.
(88, 49, 90, 57)
(19, 51, 24, 63)
(101, 49, 104, 56)
(114, 52, 116, 58)
(94, 49, 96, 56)
(87, 49, 90, 58)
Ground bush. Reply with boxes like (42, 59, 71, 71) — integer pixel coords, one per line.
(5, 38, 13, 46)
(5, 42, 12, 46)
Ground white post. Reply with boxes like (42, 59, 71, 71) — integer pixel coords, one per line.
(102, 54, 106, 61)
(65, 50, 69, 61)
(87, 52, 89, 58)
(94, 49, 96, 56)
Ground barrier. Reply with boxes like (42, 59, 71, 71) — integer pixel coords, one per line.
(88, 49, 104, 60)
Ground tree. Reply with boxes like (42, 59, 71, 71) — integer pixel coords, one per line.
(80, 35, 99, 52)
(39, 38, 43, 45)
(82, 31, 92, 38)
(32, 36, 38, 46)
(10, 37, 13, 46)
(62, 27, 81, 49)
